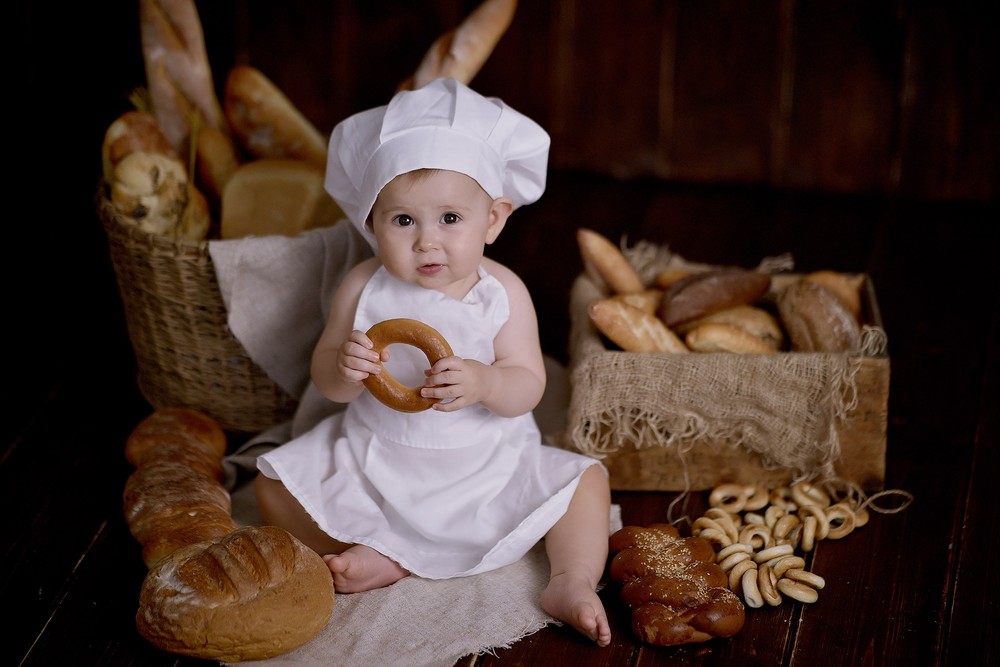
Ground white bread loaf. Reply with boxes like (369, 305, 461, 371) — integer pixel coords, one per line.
(220, 159, 343, 239)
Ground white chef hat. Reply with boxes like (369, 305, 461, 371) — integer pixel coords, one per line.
(325, 77, 550, 250)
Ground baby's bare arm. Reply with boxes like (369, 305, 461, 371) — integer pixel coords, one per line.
(311, 259, 382, 403)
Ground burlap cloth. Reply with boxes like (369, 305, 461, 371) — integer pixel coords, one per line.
(562, 240, 888, 485)
(208, 222, 620, 666)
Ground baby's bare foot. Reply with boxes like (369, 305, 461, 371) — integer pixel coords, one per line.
(323, 545, 409, 593)
(540, 572, 611, 647)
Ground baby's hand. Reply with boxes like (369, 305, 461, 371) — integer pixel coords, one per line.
(422, 357, 493, 412)
(337, 330, 385, 385)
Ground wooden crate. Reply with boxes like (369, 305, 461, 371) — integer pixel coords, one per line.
(565, 274, 889, 492)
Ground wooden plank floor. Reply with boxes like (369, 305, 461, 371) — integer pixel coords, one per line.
(5, 172, 997, 666)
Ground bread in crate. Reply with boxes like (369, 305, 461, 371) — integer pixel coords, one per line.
(564, 230, 889, 492)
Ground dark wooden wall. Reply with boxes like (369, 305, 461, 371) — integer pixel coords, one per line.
(11, 0, 996, 425)
(187, 0, 996, 201)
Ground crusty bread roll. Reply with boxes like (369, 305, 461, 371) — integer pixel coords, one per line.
(589, 299, 688, 353)
(674, 304, 785, 349)
(102, 110, 178, 182)
(224, 65, 328, 170)
(609, 524, 745, 646)
(776, 281, 862, 353)
(656, 268, 771, 328)
(136, 525, 335, 662)
(610, 289, 663, 316)
(577, 228, 645, 295)
(139, 0, 228, 153)
(110, 151, 191, 236)
(220, 159, 344, 239)
(400, 0, 519, 90)
(684, 322, 779, 354)
(802, 270, 864, 321)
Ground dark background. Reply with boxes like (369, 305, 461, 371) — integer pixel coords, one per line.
(12, 0, 996, 450)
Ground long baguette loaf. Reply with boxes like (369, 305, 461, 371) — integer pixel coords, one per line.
(139, 0, 228, 151)
(224, 65, 328, 170)
(400, 0, 519, 90)
(124, 408, 335, 661)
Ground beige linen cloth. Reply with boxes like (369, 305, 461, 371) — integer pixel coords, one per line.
(209, 222, 619, 666)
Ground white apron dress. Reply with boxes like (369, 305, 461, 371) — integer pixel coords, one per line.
(258, 265, 602, 579)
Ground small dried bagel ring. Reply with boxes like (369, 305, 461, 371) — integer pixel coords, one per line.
(770, 486, 797, 511)
(791, 481, 830, 509)
(771, 555, 806, 579)
(785, 568, 826, 590)
(363, 319, 454, 413)
(776, 578, 819, 603)
(741, 567, 764, 608)
(754, 544, 794, 564)
(739, 524, 773, 550)
(799, 505, 830, 540)
(758, 564, 782, 606)
(728, 558, 757, 592)
(718, 550, 753, 572)
(801, 515, 818, 551)
(744, 485, 770, 511)
(716, 543, 754, 562)
(825, 502, 857, 539)
(709, 484, 748, 513)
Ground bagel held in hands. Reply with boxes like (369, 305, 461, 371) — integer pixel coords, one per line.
(363, 318, 454, 413)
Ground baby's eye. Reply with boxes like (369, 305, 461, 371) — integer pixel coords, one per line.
(393, 214, 414, 227)
(441, 212, 460, 225)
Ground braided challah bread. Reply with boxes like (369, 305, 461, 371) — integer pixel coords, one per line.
(609, 523, 745, 646)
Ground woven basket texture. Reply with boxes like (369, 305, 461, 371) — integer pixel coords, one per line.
(98, 189, 298, 433)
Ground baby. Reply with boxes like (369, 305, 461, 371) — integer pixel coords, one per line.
(254, 77, 611, 646)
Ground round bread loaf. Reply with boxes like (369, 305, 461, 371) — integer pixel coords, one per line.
(136, 525, 335, 662)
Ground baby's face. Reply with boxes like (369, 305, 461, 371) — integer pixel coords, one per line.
(370, 170, 505, 299)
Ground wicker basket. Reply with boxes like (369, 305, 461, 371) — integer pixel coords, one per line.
(97, 186, 298, 433)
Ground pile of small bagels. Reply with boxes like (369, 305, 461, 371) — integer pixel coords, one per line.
(691, 481, 870, 610)
(577, 228, 867, 355)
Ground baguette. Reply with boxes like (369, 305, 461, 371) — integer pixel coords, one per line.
(577, 228, 645, 295)
(224, 65, 328, 170)
(400, 0, 519, 90)
(589, 299, 688, 353)
(138, 0, 228, 153)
